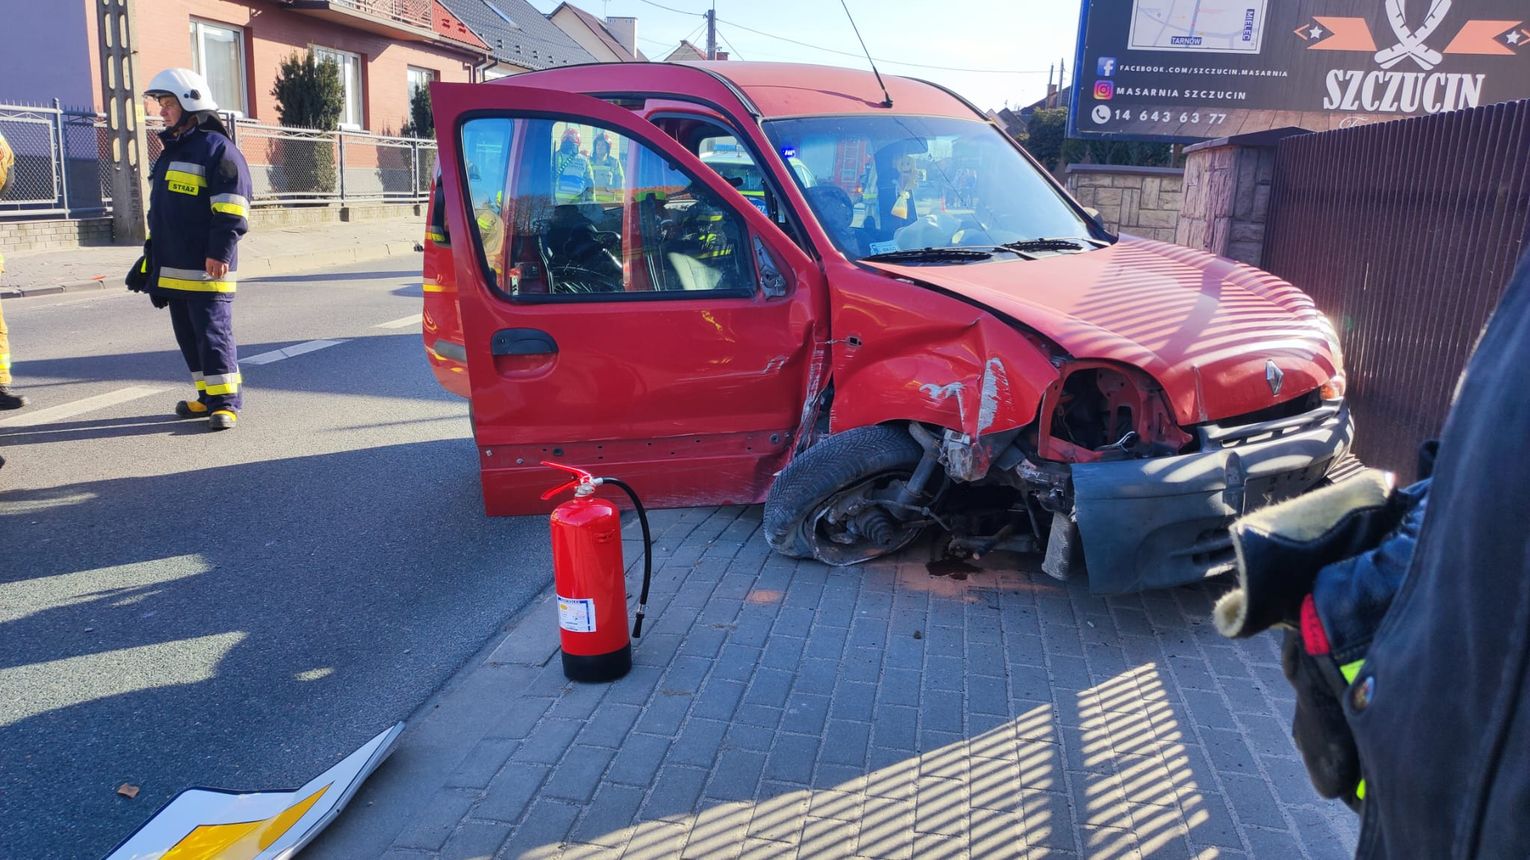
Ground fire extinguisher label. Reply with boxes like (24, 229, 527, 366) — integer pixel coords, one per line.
(556, 595, 597, 633)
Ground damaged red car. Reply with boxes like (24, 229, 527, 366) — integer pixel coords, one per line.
(421, 62, 1352, 593)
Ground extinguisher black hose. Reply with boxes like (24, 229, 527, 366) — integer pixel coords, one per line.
(601, 478, 653, 639)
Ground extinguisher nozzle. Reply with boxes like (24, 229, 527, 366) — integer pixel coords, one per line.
(631, 611, 645, 639)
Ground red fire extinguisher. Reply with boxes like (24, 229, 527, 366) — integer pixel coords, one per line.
(541, 461, 653, 683)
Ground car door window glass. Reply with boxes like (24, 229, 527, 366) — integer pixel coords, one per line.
(459, 117, 753, 300)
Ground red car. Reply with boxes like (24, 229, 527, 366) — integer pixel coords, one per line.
(422, 62, 1351, 593)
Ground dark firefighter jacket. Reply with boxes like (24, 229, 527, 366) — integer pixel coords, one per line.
(146, 123, 251, 302)
(1348, 252, 1530, 857)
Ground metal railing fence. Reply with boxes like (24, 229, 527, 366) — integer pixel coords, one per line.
(1, 101, 436, 219)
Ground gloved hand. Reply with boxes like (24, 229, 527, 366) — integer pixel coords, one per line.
(1213, 469, 1402, 639)
(125, 239, 152, 293)
(1282, 624, 1362, 809)
(150, 294, 169, 309)
(1215, 473, 1430, 813)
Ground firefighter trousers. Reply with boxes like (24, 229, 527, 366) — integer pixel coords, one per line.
(169, 297, 241, 412)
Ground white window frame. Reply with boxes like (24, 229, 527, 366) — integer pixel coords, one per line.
(314, 45, 364, 131)
(407, 66, 435, 100)
(188, 18, 247, 117)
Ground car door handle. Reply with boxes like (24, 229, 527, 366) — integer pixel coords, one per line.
(491, 328, 558, 356)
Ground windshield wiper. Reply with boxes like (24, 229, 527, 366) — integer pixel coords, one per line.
(861, 247, 994, 263)
(1001, 237, 1098, 254)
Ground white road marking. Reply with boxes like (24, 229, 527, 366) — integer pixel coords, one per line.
(374, 313, 423, 329)
(241, 339, 347, 366)
(0, 385, 168, 428)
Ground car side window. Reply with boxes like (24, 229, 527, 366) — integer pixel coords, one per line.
(459, 117, 753, 300)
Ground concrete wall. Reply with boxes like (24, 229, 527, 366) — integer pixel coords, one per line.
(0, 203, 419, 255)
(1064, 165, 1183, 242)
(82, 0, 478, 133)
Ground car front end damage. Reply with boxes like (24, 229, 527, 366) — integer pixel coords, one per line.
(887, 381, 1353, 594)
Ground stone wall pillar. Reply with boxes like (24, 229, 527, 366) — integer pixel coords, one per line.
(1174, 127, 1308, 265)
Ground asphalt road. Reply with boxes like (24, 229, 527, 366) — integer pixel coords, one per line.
(0, 260, 552, 857)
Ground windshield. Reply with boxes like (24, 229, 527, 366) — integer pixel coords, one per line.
(764, 115, 1098, 262)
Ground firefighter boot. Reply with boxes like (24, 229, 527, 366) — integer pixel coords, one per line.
(0, 386, 27, 410)
(209, 410, 237, 431)
(174, 399, 210, 419)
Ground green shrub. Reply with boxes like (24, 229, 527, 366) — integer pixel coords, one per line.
(270, 52, 343, 195)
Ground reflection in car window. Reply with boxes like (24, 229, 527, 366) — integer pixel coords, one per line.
(458, 117, 753, 299)
(764, 115, 1095, 262)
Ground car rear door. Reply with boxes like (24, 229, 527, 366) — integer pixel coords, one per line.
(430, 83, 827, 515)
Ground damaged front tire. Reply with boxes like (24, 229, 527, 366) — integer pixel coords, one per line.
(763, 425, 928, 565)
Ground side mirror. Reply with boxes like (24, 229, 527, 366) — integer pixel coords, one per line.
(1082, 206, 1109, 232)
(754, 235, 788, 299)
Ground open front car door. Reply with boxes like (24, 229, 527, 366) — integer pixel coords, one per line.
(430, 83, 826, 515)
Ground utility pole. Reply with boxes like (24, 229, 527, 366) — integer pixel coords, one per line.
(96, 0, 150, 243)
(705, 3, 717, 60)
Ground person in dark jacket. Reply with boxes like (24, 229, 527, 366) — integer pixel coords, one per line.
(1215, 250, 1530, 857)
(141, 68, 251, 431)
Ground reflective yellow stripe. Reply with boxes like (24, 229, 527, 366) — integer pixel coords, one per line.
(211, 201, 248, 217)
(422, 283, 446, 293)
(1356, 779, 1367, 800)
(1340, 660, 1365, 684)
(159, 276, 237, 293)
(425, 229, 447, 243)
(204, 372, 241, 396)
(165, 169, 207, 195)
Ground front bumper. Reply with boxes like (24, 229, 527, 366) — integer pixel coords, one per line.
(1070, 400, 1355, 594)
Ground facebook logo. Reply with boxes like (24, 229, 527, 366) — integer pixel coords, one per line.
(1097, 56, 1117, 77)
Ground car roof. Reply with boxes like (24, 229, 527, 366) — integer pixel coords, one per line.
(501, 61, 983, 121)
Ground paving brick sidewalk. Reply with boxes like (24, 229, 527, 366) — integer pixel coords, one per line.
(0, 216, 421, 298)
(308, 506, 1360, 860)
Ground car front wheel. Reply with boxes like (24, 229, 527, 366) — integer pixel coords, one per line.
(763, 425, 928, 565)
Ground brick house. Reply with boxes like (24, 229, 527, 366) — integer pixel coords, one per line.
(437, 0, 594, 80)
(547, 2, 643, 63)
(101, 1, 493, 134)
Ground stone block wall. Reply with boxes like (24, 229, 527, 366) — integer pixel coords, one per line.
(0, 217, 114, 253)
(1064, 165, 1184, 242)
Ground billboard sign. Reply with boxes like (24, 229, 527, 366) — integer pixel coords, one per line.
(1070, 1, 1530, 142)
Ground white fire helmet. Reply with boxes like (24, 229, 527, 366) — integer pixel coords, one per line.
(144, 68, 218, 113)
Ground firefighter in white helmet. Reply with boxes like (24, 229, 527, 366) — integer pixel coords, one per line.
(135, 67, 252, 431)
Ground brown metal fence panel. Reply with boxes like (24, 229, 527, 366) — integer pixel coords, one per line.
(1263, 98, 1530, 479)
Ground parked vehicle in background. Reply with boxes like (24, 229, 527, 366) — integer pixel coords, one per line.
(421, 62, 1351, 593)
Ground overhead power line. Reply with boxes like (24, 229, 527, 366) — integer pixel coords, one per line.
(632, 0, 1054, 74)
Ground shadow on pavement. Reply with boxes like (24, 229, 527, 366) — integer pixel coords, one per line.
(242, 270, 418, 284)
(0, 439, 550, 858)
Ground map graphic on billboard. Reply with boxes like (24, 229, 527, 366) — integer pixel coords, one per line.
(1128, 1, 1269, 54)
(1071, 0, 1530, 143)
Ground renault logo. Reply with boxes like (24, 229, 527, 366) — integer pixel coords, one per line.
(1266, 360, 1285, 396)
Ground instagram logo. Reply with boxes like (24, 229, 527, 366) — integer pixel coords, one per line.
(1093, 80, 1115, 100)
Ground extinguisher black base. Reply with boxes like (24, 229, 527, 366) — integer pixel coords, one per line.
(562, 643, 632, 683)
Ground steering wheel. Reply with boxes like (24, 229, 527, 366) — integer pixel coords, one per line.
(804, 185, 855, 230)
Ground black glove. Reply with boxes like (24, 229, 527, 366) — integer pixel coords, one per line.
(1213, 470, 1401, 638)
(126, 239, 153, 293)
(125, 255, 149, 293)
(1282, 626, 1362, 809)
(150, 294, 169, 309)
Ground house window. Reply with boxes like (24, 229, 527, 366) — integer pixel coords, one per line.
(407, 66, 435, 100)
(188, 19, 247, 115)
(314, 46, 364, 130)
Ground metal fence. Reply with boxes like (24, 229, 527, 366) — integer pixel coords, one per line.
(1263, 98, 1530, 479)
(1, 101, 436, 219)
